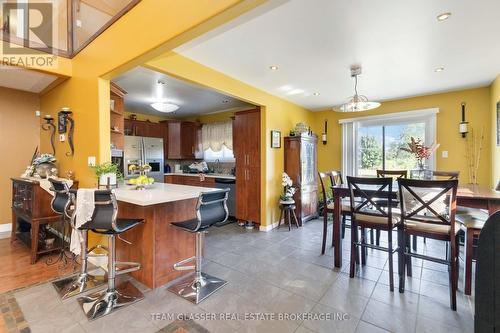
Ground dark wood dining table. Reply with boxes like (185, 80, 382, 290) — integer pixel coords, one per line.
(330, 183, 500, 268)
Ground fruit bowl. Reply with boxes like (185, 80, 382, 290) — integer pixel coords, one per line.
(127, 175, 155, 190)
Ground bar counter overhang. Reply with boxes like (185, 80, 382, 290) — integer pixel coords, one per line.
(113, 183, 217, 289)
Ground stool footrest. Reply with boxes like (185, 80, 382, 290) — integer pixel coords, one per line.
(115, 261, 141, 275)
(173, 256, 196, 271)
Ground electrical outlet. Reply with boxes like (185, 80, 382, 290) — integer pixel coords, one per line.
(88, 156, 96, 167)
(76, 19, 82, 27)
(442, 150, 448, 158)
(59, 134, 66, 142)
(35, 110, 41, 117)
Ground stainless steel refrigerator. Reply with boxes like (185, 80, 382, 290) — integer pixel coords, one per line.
(124, 136, 164, 182)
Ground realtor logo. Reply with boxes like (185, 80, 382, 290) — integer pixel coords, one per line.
(2, 2, 53, 54)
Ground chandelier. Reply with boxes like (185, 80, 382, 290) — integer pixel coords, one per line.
(335, 65, 380, 112)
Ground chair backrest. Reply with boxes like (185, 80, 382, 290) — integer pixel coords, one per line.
(48, 178, 71, 216)
(377, 169, 408, 179)
(432, 170, 459, 180)
(347, 176, 394, 227)
(195, 189, 230, 231)
(80, 190, 118, 232)
(318, 171, 333, 203)
(330, 170, 344, 186)
(398, 178, 458, 232)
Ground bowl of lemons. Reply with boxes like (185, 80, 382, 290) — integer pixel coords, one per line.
(127, 175, 155, 190)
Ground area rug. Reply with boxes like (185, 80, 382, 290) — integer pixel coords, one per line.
(156, 319, 210, 333)
(0, 292, 29, 333)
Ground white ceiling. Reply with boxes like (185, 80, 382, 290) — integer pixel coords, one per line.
(175, 0, 500, 110)
(0, 65, 58, 93)
(113, 67, 253, 117)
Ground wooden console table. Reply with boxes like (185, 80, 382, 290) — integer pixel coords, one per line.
(11, 178, 68, 264)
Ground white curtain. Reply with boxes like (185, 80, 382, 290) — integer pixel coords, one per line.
(202, 121, 233, 152)
(341, 122, 355, 178)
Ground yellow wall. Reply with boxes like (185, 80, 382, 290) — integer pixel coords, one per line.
(312, 87, 492, 186)
(123, 111, 169, 123)
(146, 53, 314, 227)
(0, 88, 40, 226)
(491, 75, 500, 186)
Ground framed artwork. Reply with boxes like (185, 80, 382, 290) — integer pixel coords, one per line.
(497, 101, 500, 146)
(271, 130, 281, 148)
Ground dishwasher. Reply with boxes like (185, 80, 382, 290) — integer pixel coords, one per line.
(214, 177, 236, 225)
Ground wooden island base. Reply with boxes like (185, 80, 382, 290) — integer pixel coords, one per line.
(115, 198, 197, 289)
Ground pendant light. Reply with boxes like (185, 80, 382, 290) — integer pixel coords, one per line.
(335, 65, 381, 112)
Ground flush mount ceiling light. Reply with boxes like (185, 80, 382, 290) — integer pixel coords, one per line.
(435, 66, 445, 72)
(335, 65, 381, 112)
(437, 12, 451, 22)
(150, 102, 179, 113)
(269, 65, 279, 70)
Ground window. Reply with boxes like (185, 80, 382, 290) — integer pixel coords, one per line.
(341, 109, 438, 177)
(203, 145, 235, 162)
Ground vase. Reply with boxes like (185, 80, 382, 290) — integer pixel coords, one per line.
(99, 173, 117, 187)
(280, 198, 295, 205)
(34, 162, 57, 178)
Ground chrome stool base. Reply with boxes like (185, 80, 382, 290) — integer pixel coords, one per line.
(77, 280, 144, 320)
(168, 272, 227, 304)
(52, 271, 106, 300)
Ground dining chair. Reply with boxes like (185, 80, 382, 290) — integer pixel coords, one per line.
(397, 178, 460, 310)
(347, 176, 399, 291)
(376, 169, 408, 179)
(433, 170, 459, 180)
(318, 171, 350, 255)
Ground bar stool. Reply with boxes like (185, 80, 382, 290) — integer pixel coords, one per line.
(278, 203, 300, 231)
(46, 178, 73, 266)
(168, 189, 230, 304)
(76, 190, 144, 320)
(51, 186, 106, 299)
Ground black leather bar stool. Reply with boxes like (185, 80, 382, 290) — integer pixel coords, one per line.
(76, 190, 144, 320)
(46, 178, 74, 266)
(51, 186, 106, 299)
(168, 189, 230, 304)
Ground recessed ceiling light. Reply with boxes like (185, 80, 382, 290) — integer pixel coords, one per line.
(222, 100, 229, 103)
(269, 65, 279, 71)
(150, 102, 179, 113)
(157, 80, 166, 85)
(312, 92, 320, 96)
(437, 12, 451, 22)
(435, 66, 445, 72)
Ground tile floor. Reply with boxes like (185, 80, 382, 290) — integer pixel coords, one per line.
(13, 219, 475, 333)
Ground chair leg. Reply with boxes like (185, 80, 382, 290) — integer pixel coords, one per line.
(387, 229, 394, 292)
(369, 228, 374, 245)
(361, 227, 366, 266)
(464, 228, 474, 295)
(406, 235, 412, 277)
(349, 222, 357, 278)
(278, 208, 283, 229)
(376, 230, 380, 246)
(321, 211, 328, 255)
(449, 239, 458, 311)
(291, 209, 300, 229)
(341, 215, 346, 239)
(398, 226, 405, 293)
(287, 210, 292, 231)
(412, 235, 417, 251)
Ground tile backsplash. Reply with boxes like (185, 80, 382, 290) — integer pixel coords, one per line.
(165, 160, 235, 175)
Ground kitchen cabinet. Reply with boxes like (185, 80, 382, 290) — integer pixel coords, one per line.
(124, 119, 163, 138)
(164, 121, 202, 160)
(164, 175, 215, 187)
(233, 109, 261, 224)
(284, 135, 318, 224)
(110, 83, 126, 149)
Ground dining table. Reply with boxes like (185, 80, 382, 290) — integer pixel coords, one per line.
(329, 183, 500, 268)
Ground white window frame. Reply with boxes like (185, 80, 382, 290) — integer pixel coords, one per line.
(340, 108, 439, 177)
(203, 145, 235, 162)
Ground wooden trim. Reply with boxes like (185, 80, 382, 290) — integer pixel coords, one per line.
(110, 82, 127, 97)
(67, 0, 74, 56)
(234, 108, 260, 115)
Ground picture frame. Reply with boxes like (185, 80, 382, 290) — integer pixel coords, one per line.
(271, 130, 281, 148)
(497, 101, 500, 146)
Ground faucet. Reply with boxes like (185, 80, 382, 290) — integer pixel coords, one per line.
(215, 159, 221, 174)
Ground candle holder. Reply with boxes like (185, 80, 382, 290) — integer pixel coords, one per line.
(58, 107, 75, 156)
(41, 115, 56, 155)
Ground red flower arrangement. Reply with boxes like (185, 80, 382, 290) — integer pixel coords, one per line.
(400, 137, 439, 167)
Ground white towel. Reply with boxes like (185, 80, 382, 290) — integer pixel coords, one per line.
(24, 176, 74, 196)
(71, 189, 95, 255)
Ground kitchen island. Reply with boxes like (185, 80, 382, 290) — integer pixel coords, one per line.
(113, 183, 217, 289)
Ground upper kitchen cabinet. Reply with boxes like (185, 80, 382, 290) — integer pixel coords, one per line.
(124, 119, 164, 138)
(110, 83, 126, 149)
(164, 120, 202, 160)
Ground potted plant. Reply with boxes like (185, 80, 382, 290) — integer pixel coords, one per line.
(92, 162, 123, 187)
(400, 137, 439, 179)
(280, 172, 297, 204)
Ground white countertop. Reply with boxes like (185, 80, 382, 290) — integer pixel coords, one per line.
(114, 183, 217, 206)
(164, 173, 236, 180)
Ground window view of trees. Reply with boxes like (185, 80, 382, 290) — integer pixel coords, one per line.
(357, 122, 426, 175)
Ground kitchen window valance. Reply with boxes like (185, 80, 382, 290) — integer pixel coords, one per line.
(201, 121, 233, 152)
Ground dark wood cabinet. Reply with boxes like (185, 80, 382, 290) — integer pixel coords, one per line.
(164, 121, 202, 160)
(233, 109, 261, 224)
(164, 174, 215, 187)
(284, 135, 318, 224)
(11, 178, 78, 264)
(110, 83, 126, 149)
(124, 119, 163, 138)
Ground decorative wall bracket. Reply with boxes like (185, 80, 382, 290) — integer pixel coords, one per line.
(41, 115, 56, 155)
(58, 107, 75, 156)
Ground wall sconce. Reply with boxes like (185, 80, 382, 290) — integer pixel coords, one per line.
(41, 115, 56, 155)
(459, 102, 468, 138)
(495, 179, 500, 192)
(322, 120, 328, 145)
(58, 107, 75, 156)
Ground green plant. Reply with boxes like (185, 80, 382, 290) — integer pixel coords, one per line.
(91, 162, 123, 180)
